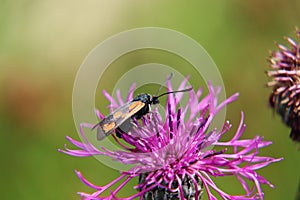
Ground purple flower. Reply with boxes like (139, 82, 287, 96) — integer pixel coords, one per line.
(60, 79, 282, 200)
(267, 28, 300, 142)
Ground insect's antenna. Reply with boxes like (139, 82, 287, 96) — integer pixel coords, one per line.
(156, 87, 193, 98)
(154, 73, 174, 96)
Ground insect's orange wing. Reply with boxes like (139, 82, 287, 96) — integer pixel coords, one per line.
(95, 101, 145, 140)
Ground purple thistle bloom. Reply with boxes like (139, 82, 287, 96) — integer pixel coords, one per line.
(267, 28, 300, 142)
(60, 79, 282, 200)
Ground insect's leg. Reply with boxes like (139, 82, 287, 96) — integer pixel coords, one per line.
(146, 107, 161, 138)
(115, 127, 123, 138)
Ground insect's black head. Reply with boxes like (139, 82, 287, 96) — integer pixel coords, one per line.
(134, 93, 153, 104)
(152, 96, 160, 105)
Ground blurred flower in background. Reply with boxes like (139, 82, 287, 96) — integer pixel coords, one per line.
(60, 79, 282, 200)
(1, 70, 62, 131)
(266, 28, 300, 142)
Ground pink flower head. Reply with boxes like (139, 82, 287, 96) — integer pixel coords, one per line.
(60, 78, 282, 200)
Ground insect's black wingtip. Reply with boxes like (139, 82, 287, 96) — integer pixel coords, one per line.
(96, 127, 107, 141)
(91, 123, 106, 140)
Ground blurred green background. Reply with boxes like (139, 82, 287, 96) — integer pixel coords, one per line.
(1, 1, 300, 199)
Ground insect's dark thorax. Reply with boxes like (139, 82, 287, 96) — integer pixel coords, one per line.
(132, 94, 152, 119)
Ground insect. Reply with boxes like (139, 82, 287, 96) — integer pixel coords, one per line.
(93, 87, 193, 140)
